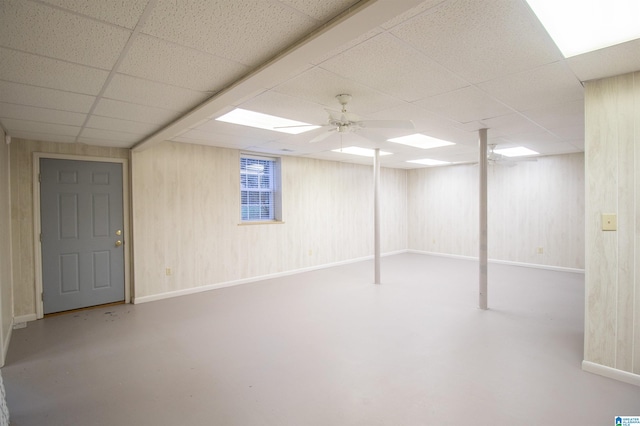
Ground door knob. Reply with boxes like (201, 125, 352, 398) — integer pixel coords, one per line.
(115, 240, 123, 247)
(115, 229, 122, 236)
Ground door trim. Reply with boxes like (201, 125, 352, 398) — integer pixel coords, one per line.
(33, 153, 131, 319)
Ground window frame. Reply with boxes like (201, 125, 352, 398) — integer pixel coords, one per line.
(239, 154, 282, 224)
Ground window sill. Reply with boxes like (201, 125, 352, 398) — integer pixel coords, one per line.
(237, 221, 285, 226)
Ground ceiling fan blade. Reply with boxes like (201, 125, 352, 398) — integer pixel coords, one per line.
(309, 128, 336, 143)
(344, 111, 360, 122)
(357, 120, 414, 129)
(325, 108, 342, 122)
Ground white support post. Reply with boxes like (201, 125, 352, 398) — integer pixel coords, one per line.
(374, 148, 381, 284)
(479, 129, 488, 310)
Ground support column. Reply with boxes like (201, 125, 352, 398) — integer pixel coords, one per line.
(374, 148, 381, 284)
(479, 129, 488, 309)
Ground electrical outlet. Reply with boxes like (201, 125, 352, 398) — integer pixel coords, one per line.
(308, 250, 312, 256)
(165, 268, 171, 276)
(537, 247, 543, 254)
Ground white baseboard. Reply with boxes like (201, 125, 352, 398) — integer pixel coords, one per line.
(407, 250, 585, 274)
(582, 360, 640, 387)
(13, 314, 37, 326)
(134, 250, 408, 305)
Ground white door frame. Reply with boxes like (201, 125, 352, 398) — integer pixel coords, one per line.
(33, 152, 131, 319)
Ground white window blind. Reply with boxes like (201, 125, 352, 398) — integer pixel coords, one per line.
(240, 156, 275, 221)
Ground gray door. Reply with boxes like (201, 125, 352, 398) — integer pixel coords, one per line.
(40, 159, 125, 314)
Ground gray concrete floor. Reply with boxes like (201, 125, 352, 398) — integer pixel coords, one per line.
(3, 253, 640, 425)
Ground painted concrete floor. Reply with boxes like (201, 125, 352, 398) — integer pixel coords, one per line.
(3, 253, 640, 425)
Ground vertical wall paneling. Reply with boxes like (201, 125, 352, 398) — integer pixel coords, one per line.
(131, 141, 409, 300)
(584, 71, 640, 379)
(407, 153, 584, 270)
(0, 128, 14, 365)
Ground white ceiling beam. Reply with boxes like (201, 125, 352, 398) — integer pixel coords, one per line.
(132, 0, 424, 152)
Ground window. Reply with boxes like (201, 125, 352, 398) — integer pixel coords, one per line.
(240, 155, 281, 222)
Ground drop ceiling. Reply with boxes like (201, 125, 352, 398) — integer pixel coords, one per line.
(1, 0, 639, 168)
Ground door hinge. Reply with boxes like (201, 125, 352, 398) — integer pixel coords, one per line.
(41, 292, 44, 302)
(39, 233, 42, 242)
(38, 173, 41, 183)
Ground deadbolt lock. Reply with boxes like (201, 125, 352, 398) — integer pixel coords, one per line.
(115, 229, 122, 236)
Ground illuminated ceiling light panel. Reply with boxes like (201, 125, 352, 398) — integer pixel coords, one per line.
(407, 158, 450, 166)
(525, 0, 640, 57)
(494, 147, 539, 157)
(388, 133, 455, 149)
(216, 108, 319, 134)
(331, 146, 393, 157)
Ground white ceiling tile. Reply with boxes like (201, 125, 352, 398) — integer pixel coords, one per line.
(0, 103, 86, 126)
(238, 91, 329, 125)
(142, 0, 317, 66)
(548, 124, 584, 141)
(278, 0, 357, 21)
(478, 62, 584, 112)
(85, 115, 158, 135)
(414, 86, 513, 124)
(1, 118, 80, 137)
(0, 81, 96, 113)
(522, 99, 584, 131)
(567, 38, 640, 83)
(92, 99, 180, 125)
(500, 131, 561, 146)
(320, 33, 468, 101)
(79, 127, 142, 143)
(0, 48, 109, 95)
(479, 113, 544, 138)
(39, 0, 150, 29)
(569, 139, 585, 151)
(390, 0, 562, 84)
(103, 74, 211, 111)
(0, 0, 131, 69)
(9, 131, 78, 144)
(516, 141, 582, 156)
(365, 103, 479, 146)
(273, 67, 405, 115)
(311, 28, 384, 65)
(118, 35, 250, 92)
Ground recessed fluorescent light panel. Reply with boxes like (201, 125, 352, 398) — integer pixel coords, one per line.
(494, 147, 539, 157)
(407, 158, 450, 166)
(216, 108, 319, 134)
(331, 147, 392, 157)
(525, 0, 640, 57)
(388, 133, 455, 149)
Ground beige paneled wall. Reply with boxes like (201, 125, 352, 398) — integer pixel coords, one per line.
(0, 129, 13, 365)
(408, 164, 478, 257)
(9, 139, 129, 318)
(131, 141, 408, 299)
(408, 153, 584, 269)
(584, 71, 640, 377)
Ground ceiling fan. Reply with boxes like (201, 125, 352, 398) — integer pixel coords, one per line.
(281, 94, 414, 143)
